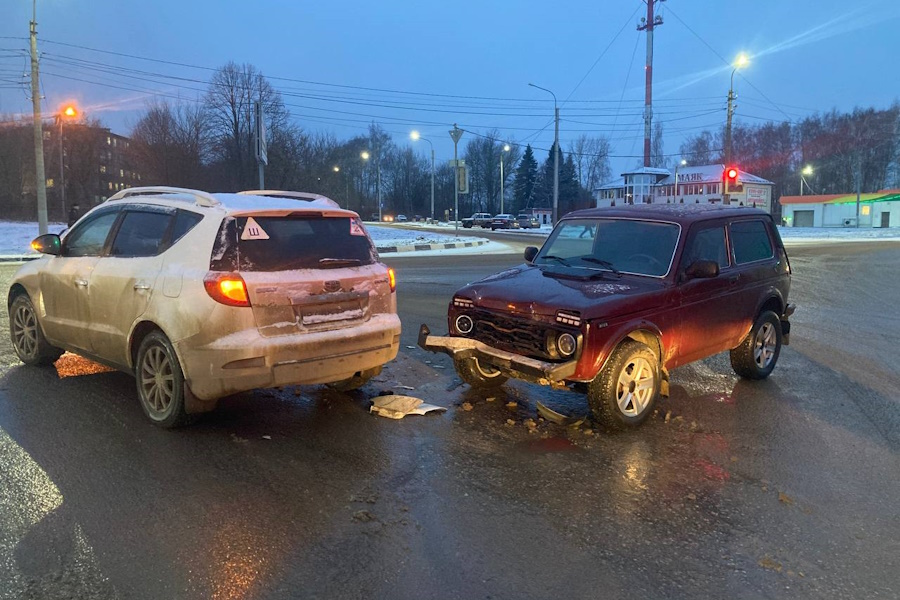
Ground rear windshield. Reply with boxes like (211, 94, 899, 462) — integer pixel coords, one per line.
(210, 215, 377, 272)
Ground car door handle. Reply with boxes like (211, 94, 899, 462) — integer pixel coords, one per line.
(728, 275, 740, 284)
(74, 279, 88, 287)
(133, 283, 151, 290)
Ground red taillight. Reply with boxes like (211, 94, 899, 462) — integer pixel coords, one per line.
(388, 268, 396, 292)
(204, 272, 251, 307)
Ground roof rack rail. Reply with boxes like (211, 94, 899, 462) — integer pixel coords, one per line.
(105, 186, 219, 207)
(238, 190, 340, 207)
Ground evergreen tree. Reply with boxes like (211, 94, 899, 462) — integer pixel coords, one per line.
(560, 153, 580, 215)
(512, 144, 538, 213)
(535, 144, 559, 209)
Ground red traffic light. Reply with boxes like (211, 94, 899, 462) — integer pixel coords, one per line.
(725, 166, 739, 181)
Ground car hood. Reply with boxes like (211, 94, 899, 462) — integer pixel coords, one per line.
(456, 264, 667, 321)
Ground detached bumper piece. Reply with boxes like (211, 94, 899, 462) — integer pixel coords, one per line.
(417, 324, 578, 385)
(781, 303, 796, 345)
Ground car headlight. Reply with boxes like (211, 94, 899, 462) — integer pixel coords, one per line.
(557, 332, 577, 357)
(455, 314, 474, 335)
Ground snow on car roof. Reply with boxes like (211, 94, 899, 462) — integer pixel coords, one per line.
(213, 192, 353, 214)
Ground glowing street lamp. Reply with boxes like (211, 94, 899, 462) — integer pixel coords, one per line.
(58, 104, 78, 219)
(800, 164, 813, 196)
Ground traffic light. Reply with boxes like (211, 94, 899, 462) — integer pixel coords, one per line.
(725, 166, 739, 185)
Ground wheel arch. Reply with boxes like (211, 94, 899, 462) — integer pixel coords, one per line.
(756, 291, 785, 318)
(7, 283, 28, 308)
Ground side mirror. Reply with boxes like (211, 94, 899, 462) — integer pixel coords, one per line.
(524, 246, 539, 263)
(31, 233, 61, 256)
(685, 259, 719, 279)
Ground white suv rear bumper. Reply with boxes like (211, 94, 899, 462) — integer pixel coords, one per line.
(178, 313, 401, 399)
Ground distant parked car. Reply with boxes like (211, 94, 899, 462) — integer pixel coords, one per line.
(420, 204, 794, 430)
(396, 214, 408, 222)
(462, 212, 493, 228)
(516, 212, 541, 229)
(9, 187, 400, 428)
(490, 214, 520, 230)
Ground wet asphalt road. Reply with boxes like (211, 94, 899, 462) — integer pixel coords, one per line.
(0, 241, 898, 599)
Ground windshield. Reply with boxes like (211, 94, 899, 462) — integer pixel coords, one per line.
(536, 218, 680, 277)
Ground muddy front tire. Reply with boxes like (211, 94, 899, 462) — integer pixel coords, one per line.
(588, 340, 660, 429)
(9, 294, 63, 366)
(454, 356, 508, 389)
(135, 331, 194, 428)
(730, 311, 782, 380)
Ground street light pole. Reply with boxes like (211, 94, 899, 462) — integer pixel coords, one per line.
(500, 143, 510, 214)
(529, 83, 559, 224)
(674, 158, 686, 202)
(410, 131, 435, 221)
(58, 105, 76, 219)
(449, 124, 464, 233)
(725, 53, 749, 168)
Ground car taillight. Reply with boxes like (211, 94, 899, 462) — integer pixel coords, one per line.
(388, 268, 396, 292)
(204, 272, 251, 307)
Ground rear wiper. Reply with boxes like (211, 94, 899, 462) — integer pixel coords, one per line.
(581, 257, 622, 275)
(540, 255, 571, 267)
(319, 258, 361, 267)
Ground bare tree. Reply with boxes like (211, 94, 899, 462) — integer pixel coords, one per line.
(568, 134, 612, 191)
(130, 99, 208, 188)
(204, 62, 290, 191)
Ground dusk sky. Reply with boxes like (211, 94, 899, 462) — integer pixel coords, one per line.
(3, 0, 899, 176)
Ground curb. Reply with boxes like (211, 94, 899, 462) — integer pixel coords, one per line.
(376, 239, 489, 254)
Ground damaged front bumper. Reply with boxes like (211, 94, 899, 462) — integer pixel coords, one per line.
(417, 324, 578, 385)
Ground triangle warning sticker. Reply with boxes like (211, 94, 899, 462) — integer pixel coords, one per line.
(241, 217, 270, 240)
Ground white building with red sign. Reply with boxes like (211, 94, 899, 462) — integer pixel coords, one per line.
(595, 164, 775, 213)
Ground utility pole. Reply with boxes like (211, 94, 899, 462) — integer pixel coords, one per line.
(30, 0, 48, 234)
(638, 0, 664, 168)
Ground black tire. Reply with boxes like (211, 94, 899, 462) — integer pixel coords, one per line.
(454, 356, 508, 389)
(588, 340, 660, 429)
(730, 311, 782, 380)
(328, 366, 382, 392)
(9, 294, 63, 366)
(135, 331, 193, 428)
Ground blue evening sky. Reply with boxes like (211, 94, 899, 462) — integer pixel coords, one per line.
(2, 0, 899, 176)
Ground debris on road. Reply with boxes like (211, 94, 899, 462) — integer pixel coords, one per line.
(369, 394, 447, 419)
(486, 397, 496, 402)
(536, 401, 586, 426)
(506, 419, 516, 426)
(506, 401, 518, 409)
(461, 402, 474, 411)
(262, 435, 272, 440)
(352, 510, 377, 523)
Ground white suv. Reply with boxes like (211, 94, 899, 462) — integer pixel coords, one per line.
(8, 187, 400, 427)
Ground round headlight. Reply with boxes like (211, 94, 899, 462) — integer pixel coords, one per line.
(557, 332, 577, 357)
(455, 314, 474, 335)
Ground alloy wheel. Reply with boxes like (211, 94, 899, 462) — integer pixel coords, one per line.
(616, 357, 656, 417)
(139, 345, 175, 415)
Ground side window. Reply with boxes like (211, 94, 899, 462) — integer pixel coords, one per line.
(64, 212, 119, 257)
(683, 226, 729, 269)
(171, 210, 203, 245)
(110, 211, 173, 257)
(731, 220, 774, 264)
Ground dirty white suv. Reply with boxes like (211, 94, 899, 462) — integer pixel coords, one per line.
(8, 187, 400, 427)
